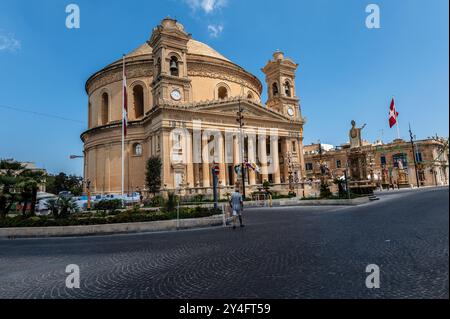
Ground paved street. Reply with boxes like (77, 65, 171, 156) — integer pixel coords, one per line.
(0, 187, 448, 299)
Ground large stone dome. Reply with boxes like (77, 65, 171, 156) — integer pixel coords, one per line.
(85, 19, 263, 130)
(124, 39, 231, 62)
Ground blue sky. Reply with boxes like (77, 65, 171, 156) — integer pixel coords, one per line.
(0, 0, 448, 175)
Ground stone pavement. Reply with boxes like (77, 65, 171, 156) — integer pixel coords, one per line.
(0, 187, 448, 299)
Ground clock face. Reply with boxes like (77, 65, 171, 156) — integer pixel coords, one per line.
(171, 89, 181, 101)
(287, 107, 295, 117)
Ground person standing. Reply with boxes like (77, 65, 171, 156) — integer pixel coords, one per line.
(230, 188, 244, 229)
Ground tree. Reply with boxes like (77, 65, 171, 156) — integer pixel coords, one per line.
(164, 192, 177, 213)
(17, 170, 46, 216)
(46, 173, 83, 196)
(45, 196, 79, 219)
(145, 156, 162, 196)
(320, 181, 332, 199)
(0, 161, 24, 219)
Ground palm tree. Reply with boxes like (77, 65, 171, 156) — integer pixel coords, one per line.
(44, 197, 79, 219)
(17, 170, 46, 217)
(57, 197, 79, 218)
(44, 198, 60, 219)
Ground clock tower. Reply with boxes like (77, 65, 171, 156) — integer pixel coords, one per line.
(261, 51, 301, 119)
(149, 18, 192, 107)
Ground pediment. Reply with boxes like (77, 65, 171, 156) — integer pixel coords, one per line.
(192, 100, 289, 122)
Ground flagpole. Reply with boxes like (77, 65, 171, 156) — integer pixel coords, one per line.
(121, 55, 125, 196)
(393, 95, 400, 140)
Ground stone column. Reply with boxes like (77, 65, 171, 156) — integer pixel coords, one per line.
(219, 132, 227, 186)
(202, 132, 210, 188)
(247, 134, 256, 185)
(298, 137, 306, 179)
(186, 131, 194, 188)
(259, 135, 269, 182)
(271, 134, 281, 184)
(281, 138, 290, 182)
(233, 135, 241, 185)
(161, 130, 172, 189)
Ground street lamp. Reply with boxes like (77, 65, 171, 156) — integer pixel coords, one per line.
(177, 175, 189, 230)
(344, 162, 351, 199)
(236, 98, 246, 199)
(69, 155, 84, 159)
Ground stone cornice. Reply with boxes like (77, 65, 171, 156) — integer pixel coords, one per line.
(86, 61, 154, 95)
(85, 54, 263, 97)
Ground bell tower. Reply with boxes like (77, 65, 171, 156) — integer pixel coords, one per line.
(149, 18, 192, 107)
(261, 51, 301, 119)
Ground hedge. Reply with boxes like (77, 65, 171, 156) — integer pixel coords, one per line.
(0, 206, 222, 228)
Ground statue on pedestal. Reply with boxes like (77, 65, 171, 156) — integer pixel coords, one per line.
(396, 159, 409, 188)
(349, 120, 366, 149)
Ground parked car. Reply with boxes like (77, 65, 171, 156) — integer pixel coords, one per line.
(35, 192, 58, 216)
(73, 196, 88, 211)
(58, 191, 73, 199)
(122, 192, 141, 205)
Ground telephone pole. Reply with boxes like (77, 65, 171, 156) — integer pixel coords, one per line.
(409, 123, 420, 188)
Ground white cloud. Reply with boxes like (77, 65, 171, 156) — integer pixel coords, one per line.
(0, 32, 21, 52)
(183, 0, 227, 14)
(207, 24, 224, 38)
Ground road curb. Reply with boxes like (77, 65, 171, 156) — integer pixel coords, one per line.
(245, 196, 371, 208)
(0, 215, 224, 239)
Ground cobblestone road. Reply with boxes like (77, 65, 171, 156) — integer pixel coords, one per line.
(0, 187, 448, 299)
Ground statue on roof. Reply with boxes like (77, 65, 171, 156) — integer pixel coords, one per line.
(349, 120, 366, 149)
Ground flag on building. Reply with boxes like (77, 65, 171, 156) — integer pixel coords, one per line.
(389, 98, 399, 128)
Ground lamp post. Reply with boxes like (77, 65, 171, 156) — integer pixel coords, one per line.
(177, 175, 189, 230)
(236, 99, 246, 199)
(409, 123, 420, 188)
(344, 162, 351, 200)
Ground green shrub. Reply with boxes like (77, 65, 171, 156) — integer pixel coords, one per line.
(93, 199, 123, 212)
(145, 195, 164, 207)
(0, 206, 221, 228)
(164, 192, 178, 213)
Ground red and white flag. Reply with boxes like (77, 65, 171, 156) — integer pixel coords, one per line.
(389, 98, 399, 128)
(122, 56, 128, 137)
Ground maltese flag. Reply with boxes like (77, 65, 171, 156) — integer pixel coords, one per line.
(389, 98, 399, 128)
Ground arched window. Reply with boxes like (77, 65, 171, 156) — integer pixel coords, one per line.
(169, 56, 179, 77)
(272, 82, 279, 97)
(133, 143, 143, 156)
(284, 81, 291, 97)
(133, 85, 144, 119)
(247, 92, 254, 100)
(218, 86, 228, 100)
(101, 93, 109, 125)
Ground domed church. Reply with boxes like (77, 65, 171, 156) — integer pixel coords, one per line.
(81, 18, 306, 196)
